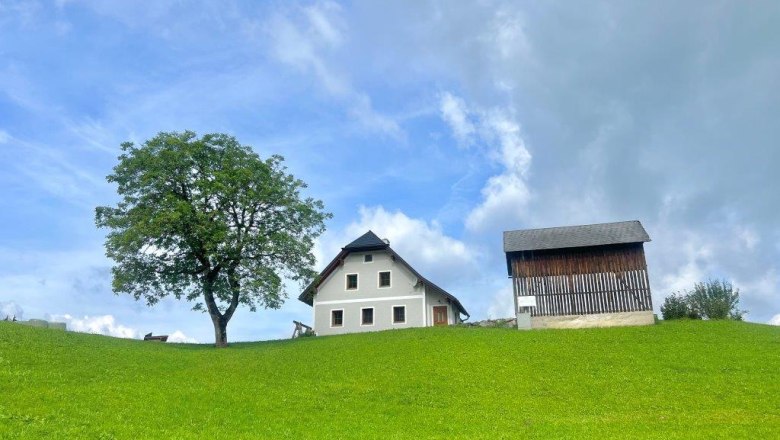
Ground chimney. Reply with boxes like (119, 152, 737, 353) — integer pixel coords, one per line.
(383, 238, 390, 244)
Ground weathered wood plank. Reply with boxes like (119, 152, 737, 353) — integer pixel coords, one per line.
(509, 243, 652, 316)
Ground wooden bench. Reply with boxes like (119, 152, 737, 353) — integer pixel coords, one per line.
(143, 332, 168, 342)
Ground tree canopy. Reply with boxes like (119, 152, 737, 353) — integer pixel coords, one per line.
(96, 131, 331, 346)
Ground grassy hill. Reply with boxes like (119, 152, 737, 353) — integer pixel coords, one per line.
(1, 320, 778, 439)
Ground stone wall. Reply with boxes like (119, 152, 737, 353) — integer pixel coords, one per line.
(459, 318, 517, 328)
(531, 311, 655, 329)
(17, 319, 68, 330)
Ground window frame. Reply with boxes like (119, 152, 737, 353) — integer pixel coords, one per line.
(360, 307, 375, 326)
(392, 305, 406, 324)
(345, 273, 358, 291)
(378, 270, 392, 289)
(363, 254, 373, 263)
(330, 309, 344, 328)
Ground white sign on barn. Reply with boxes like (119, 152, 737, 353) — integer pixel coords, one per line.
(517, 296, 537, 308)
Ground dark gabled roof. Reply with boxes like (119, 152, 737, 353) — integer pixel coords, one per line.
(298, 231, 469, 318)
(503, 220, 650, 253)
(343, 230, 389, 251)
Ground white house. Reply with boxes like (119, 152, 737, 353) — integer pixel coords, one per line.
(298, 231, 469, 336)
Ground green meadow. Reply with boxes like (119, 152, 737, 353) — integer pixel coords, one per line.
(1, 320, 778, 439)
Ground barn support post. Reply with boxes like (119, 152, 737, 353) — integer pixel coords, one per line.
(513, 255, 533, 330)
(512, 273, 521, 329)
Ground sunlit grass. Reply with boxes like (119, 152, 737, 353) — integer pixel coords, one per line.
(1, 320, 778, 438)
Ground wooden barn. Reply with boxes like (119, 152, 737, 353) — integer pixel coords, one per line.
(504, 220, 654, 329)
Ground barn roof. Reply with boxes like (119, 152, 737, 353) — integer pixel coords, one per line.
(503, 220, 650, 253)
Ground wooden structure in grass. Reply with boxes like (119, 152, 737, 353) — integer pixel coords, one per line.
(143, 332, 168, 342)
(504, 220, 654, 328)
(291, 320, 314, 338)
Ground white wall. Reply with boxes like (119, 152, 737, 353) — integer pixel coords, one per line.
(424, 288, 459, 326)
(313, 250, 425, 335)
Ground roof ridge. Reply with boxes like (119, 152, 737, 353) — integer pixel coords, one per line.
(503, 220, 640, 234)
(342, 230, 388, 250)
(503, 220, 650, 253)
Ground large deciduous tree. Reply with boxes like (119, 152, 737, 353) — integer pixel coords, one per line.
(96, 131, 330, 347)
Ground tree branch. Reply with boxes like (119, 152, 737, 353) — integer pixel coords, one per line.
(223, 267, 241, 322)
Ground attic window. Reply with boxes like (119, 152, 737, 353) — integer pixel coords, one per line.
(364, 254, 373, 263)
(346, 274, 358, 290)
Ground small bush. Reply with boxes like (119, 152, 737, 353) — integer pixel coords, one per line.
(688, 279, 745, 320)
(660, 293, 696, 320)
(661, 279, 746, 321)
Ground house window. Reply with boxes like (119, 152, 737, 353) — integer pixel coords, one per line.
(393, 306, 406, 324)
(331, 310, 343, 327)
(364, 254, 373, 263)
(379, 271, 391, 288)
(361, 308, 374, 326)
(346, 274, 358, 290)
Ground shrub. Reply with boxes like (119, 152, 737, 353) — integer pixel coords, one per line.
(687, 279, 745, 320)
(660, 279, 746, 321)
(660, 293, 695, 320)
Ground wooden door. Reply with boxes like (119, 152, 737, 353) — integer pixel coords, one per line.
(433, 306, 448, 326)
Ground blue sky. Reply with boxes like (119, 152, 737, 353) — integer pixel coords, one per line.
(1, 0, 778, 342)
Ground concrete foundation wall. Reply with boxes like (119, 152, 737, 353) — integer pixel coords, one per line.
(21, 319, 49, 328)
(531, 311, 654, 329)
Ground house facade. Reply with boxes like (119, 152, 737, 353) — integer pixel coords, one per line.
(298, 231, 469, 336)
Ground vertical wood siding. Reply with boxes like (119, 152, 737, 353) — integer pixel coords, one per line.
(510, 244, 652, 317)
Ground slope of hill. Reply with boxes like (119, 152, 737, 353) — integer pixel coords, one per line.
(1, 320, 778, 439)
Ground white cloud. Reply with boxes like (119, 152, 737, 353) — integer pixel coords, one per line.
(484, 110, 532, 174)
(467, 171, 531, 232)
(657, 235, 712, 294)
(769, 314, 780, 326)
(735, 268, 779, 304)
(486, 285, 514, 319)
(439, 92, 475, 145)
(320, 206, 478, 284)
(167, 330, 199, 343)
(438, 92, 534, 232)
(438, 92, 533, 232)
(45, 314, 198, 342)
(263, 1, 401, 137)
(736, 226, 759, 251)
(303, 0, 344, 48)
(482, 8, 532, 62)
(49, 314, 140, 339)
(0, 129, 9, 144)
(1, 301, 24, 320)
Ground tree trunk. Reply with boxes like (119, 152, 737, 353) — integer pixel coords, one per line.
(211, 314, 228, 348)
(203, 274, 230, 348)
(202, 267, 243, 348)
